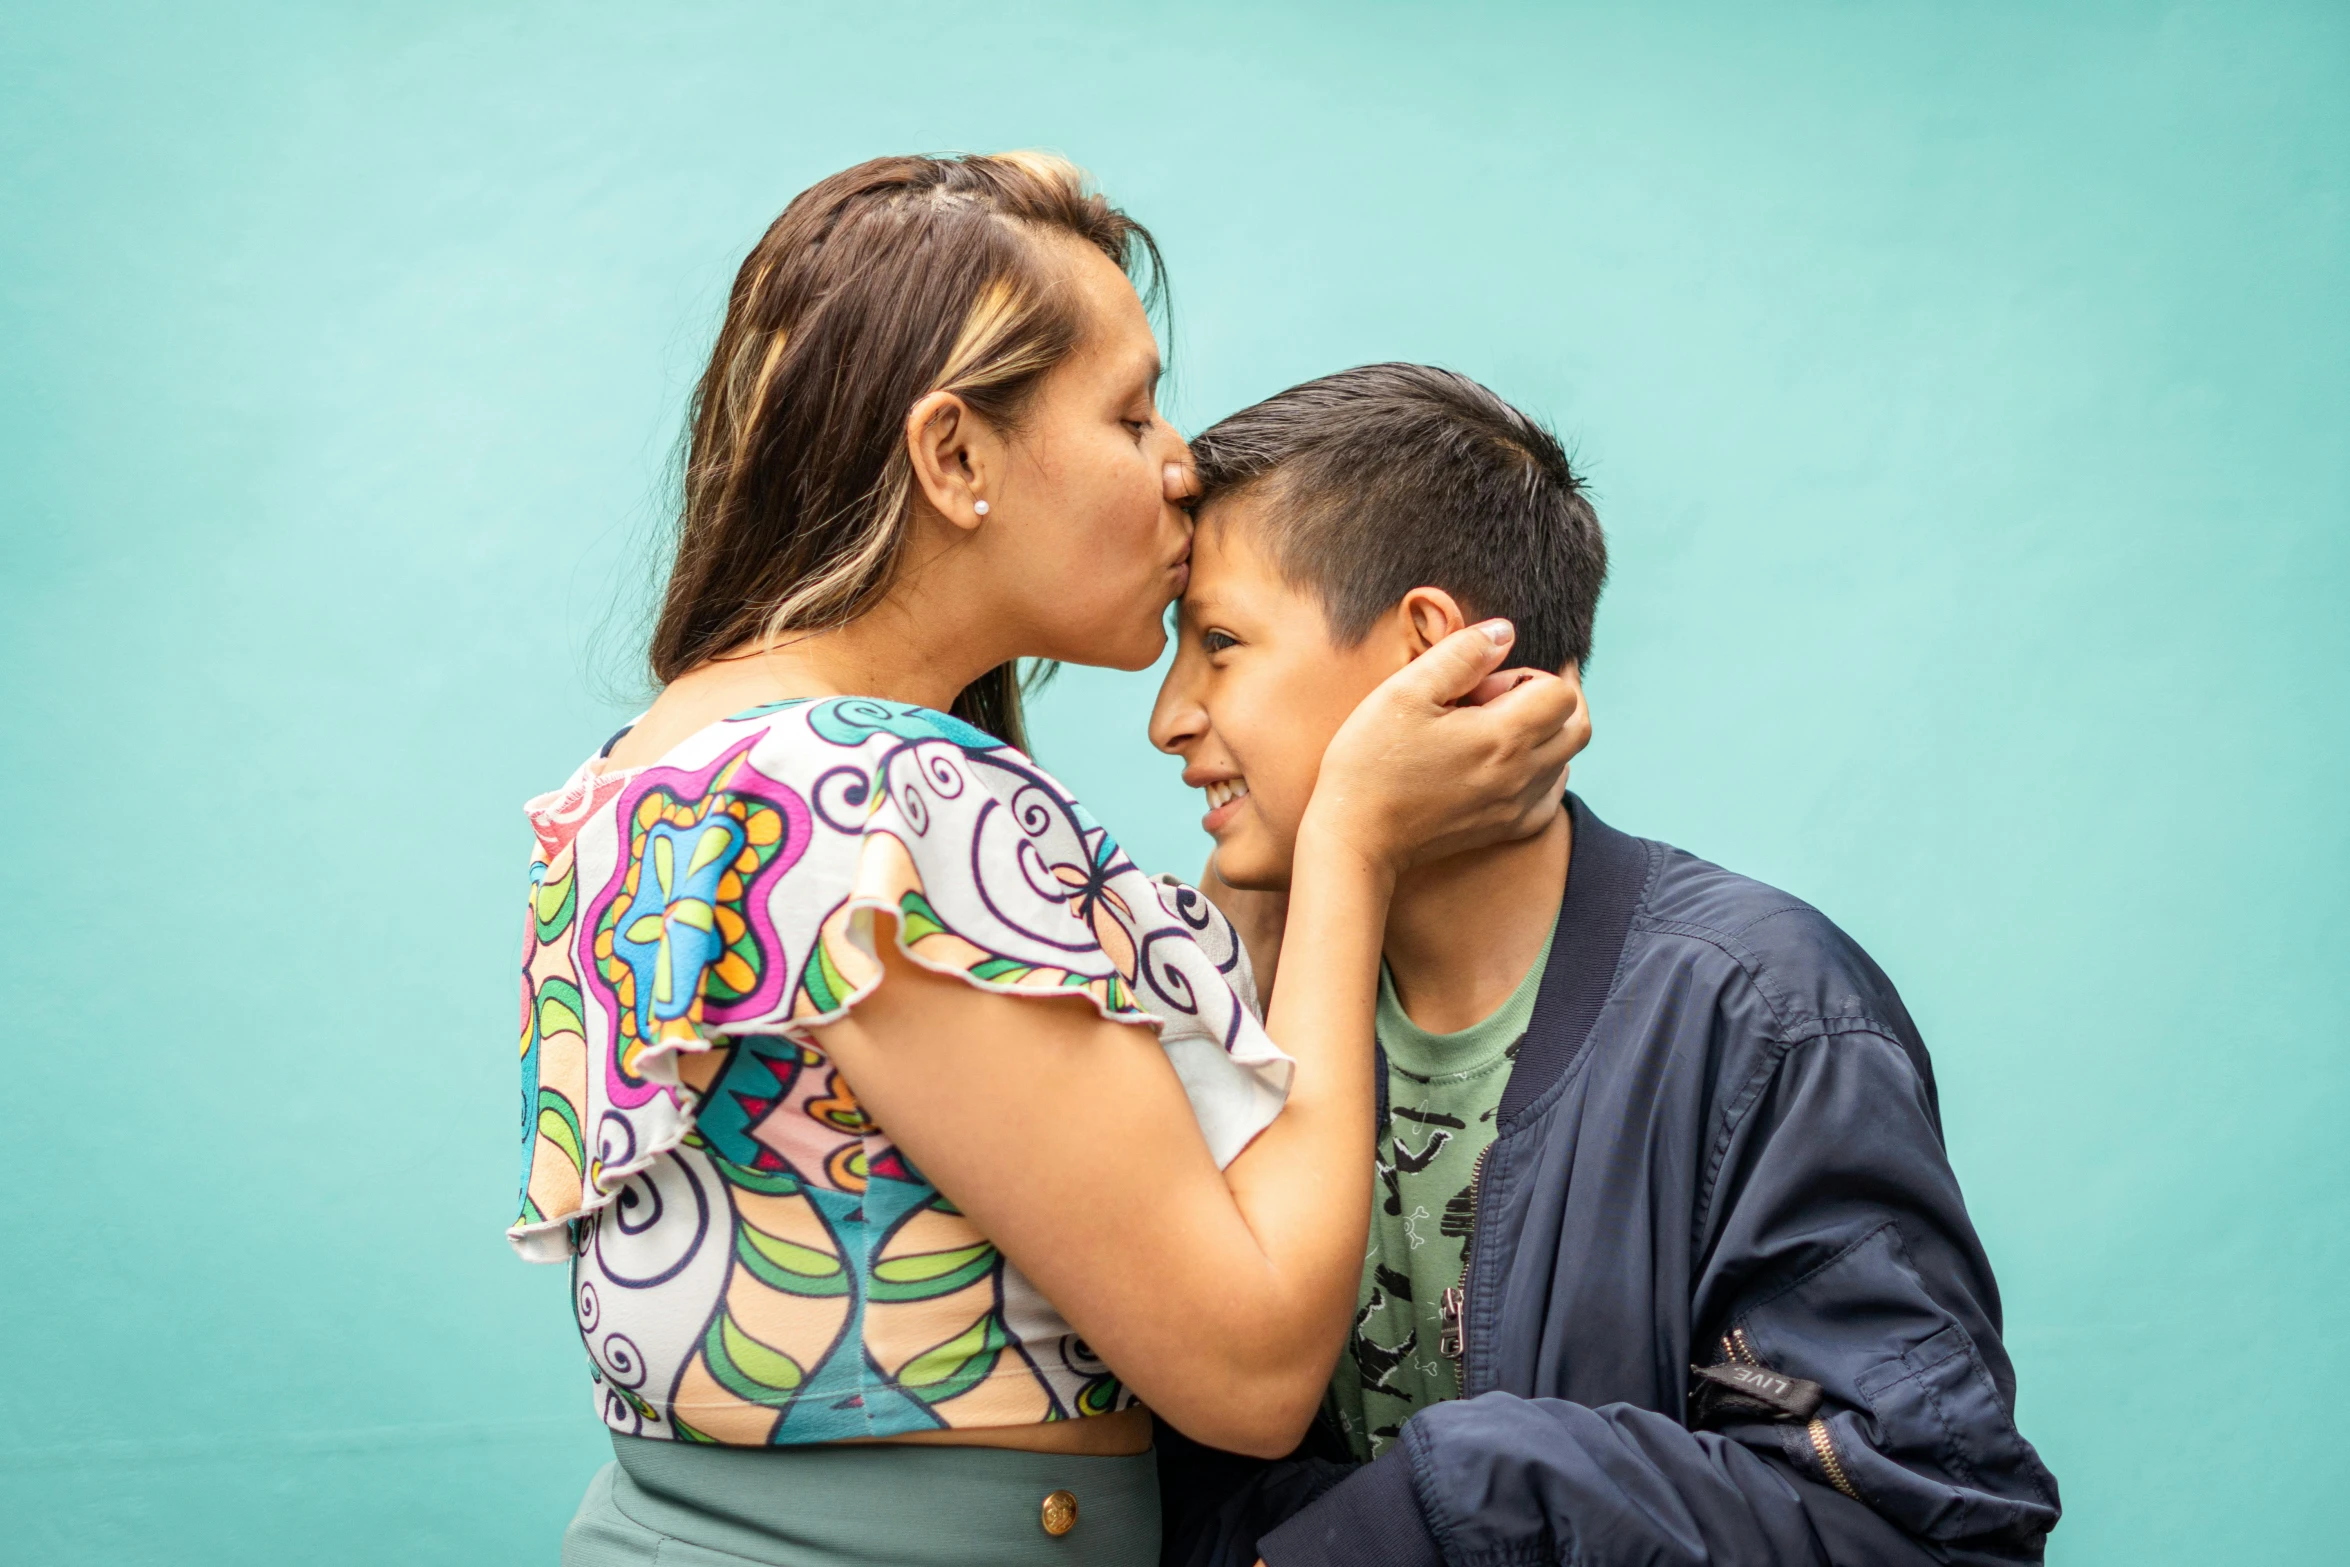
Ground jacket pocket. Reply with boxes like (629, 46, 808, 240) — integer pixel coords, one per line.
(1732, 1223, 2060, 1552)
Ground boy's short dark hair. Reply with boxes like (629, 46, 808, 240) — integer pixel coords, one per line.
(1188, 363, 1606, 673)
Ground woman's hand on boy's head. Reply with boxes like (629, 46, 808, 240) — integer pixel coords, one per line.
(1460, 664, 1541, 707)
(1303, 620, 1589, 875)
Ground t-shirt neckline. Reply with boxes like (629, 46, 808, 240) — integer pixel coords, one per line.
(1377, 905, 1563, 1080)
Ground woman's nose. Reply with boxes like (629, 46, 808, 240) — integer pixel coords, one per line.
(1162, 457, 1199, 507)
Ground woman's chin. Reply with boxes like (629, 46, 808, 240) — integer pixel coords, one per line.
(1047, 625, 1167, 673)
(1090, 629, 1175, 676)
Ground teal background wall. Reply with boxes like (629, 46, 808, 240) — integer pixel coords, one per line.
(4, 3, 2343, 1561)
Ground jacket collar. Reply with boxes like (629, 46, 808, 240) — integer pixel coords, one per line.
(1498, 794, 1650, 1124)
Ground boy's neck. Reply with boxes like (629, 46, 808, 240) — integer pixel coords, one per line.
(1382, 808, 1573, 1035)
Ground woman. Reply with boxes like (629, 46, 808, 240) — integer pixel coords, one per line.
(511, 152, 1585, 1565)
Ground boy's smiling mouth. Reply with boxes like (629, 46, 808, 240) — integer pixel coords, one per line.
(1201, 776, 1251, 831)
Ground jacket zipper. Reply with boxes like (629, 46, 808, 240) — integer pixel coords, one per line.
(1722, 1326, 1860, 1502)
(1438, 1144, 1492, 1365)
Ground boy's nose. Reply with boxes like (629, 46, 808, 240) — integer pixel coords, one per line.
(1148, 662, 1205, 757)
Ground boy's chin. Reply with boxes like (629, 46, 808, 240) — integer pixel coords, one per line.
(1210, 839, 1294, 894)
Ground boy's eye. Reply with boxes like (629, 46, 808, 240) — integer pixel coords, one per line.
(1201, 629, 1238, 655)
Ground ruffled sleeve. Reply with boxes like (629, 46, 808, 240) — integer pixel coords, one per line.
(508, 701, 1292, 1261)
(791, 708, 1291, 1169)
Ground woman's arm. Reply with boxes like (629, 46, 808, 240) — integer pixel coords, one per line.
(816, 827, 1383, 1455)
(813, 626, 1585, 1455)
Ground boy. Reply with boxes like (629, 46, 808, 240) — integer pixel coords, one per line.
(1148, 365, 2060, 1567)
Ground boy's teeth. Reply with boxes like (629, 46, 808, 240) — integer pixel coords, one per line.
(1205, 778, 1250, 811)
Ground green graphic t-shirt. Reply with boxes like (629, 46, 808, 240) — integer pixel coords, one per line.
(1327, 912, 1558, 1460)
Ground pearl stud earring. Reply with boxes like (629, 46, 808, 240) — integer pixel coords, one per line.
(974, 500, 990, 516)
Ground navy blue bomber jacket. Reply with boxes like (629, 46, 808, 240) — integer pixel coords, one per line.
(1160, 797, 2060, 1567)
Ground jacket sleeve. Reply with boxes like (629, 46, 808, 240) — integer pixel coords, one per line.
(1258, 1027, 2061, 1567)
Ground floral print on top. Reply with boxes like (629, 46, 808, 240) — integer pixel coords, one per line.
(510, 697, 1290, 1445)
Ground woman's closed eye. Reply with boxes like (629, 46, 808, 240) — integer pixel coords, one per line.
(1123, 389, 1167, 441)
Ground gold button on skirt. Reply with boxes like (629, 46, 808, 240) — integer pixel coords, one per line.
(1040, 1489, 1079, 1537)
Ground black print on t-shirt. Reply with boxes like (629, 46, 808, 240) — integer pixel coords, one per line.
(1393, 1128, 1452, 1174)
(1351, 1287, 1417, 1391)
(1440, 1182, 1479, 1239)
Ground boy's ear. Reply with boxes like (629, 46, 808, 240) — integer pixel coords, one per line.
(1401, 588, 1470, 656)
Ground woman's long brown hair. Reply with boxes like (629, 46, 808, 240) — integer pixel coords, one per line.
(650, 152, 1164, 750)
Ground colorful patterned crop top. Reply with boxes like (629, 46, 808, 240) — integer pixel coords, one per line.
(509, 697, 1290, 1446)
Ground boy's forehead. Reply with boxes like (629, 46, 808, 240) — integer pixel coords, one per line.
(1185, 502, 1290, 604)
(1181, 506, 1344, 646)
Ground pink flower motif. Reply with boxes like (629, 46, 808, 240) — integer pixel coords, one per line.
(527, 768, 635, 862)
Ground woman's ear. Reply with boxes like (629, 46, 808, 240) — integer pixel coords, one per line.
(1401, 587, 1470, 656)
(904, 391, 998, 532)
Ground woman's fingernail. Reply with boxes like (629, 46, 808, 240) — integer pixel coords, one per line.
(1480, 618, 1514, 646)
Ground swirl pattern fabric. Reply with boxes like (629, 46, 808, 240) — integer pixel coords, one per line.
(510, 697, 1290, 1445)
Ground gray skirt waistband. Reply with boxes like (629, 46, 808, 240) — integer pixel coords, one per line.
(563, 1434, 1161, 1567)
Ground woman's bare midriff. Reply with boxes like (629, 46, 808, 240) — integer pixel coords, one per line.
(838, 1406, 1154, 1456)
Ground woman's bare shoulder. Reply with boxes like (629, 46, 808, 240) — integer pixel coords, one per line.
(598, 663, 826, 772)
